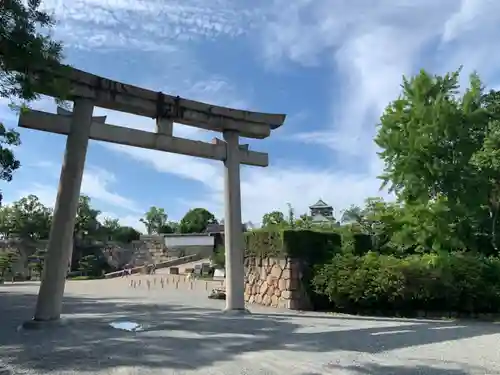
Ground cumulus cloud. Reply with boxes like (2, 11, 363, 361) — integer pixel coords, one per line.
(98, 211, 146, 233)
(16, 164, 140, 214)
(278, 0, 500, 160)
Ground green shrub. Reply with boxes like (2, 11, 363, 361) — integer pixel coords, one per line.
(352, 233, 372, 255)
(210, 246, 225, 268)
(312, 252, 500, 315)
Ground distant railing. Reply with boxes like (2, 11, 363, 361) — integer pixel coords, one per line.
(103, 253, 204, 279)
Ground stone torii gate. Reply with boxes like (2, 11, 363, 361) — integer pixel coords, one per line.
(18, 66, 285, 323)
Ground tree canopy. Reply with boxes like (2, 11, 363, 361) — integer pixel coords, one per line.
(1, 0, 67, 205)
(179, 208, 217, 233)
(373, 68, 500, 254)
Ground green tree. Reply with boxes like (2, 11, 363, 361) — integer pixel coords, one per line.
(160, 221, 179, 234)
(210, 245, 225, 268)
(74, 195, 101, 240)
(95, 217, 142, 243)
(0, 194, 52, 239)
(140, 206, 168, 235)
(375, 68, 497, 253)
(286, 203, 296, 229)
(1, 0, 67, 204)
(0, 249, 18, 279)
(179, 208, 217, 233)
(341, 205, 364, 224)
(112, 226, 141, 243)
(261, 211, 286, 228)
(77, 254, 99, 277)
(0, 126, 21, 204)
(97, 217, 119, 241)
(102, 217, 120, 232)
(295, 214, 313, 229)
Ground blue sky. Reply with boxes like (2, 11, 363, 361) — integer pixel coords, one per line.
(0, 0, 498, 231)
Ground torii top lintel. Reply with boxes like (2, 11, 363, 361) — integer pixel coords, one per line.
(41, 65, 286, 139)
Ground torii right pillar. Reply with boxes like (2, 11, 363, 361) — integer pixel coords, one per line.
(222, 130, 247, 313)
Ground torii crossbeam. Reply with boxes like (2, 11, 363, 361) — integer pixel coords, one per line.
(17, 65, 286, 324)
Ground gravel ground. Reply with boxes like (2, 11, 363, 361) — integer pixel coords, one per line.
(1, 277, 500, 375)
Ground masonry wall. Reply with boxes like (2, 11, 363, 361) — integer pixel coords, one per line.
(0, 239, 47, 276)
(1, 234, 215, 278)
(244, 256, 312, 310)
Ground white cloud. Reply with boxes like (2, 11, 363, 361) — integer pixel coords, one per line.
(41, 0, 265, 51)
(258, 0, 500, 222)
(98, 211, 146, 233)
(13, 0, 500, 227)
(269, 0, 500, 154)
(17, 183, 58, 209)
(200, 165, 390, 224)
(81, 166, 142, 213)
(6, 184, 145, 233)
(16, 164, 141, 214)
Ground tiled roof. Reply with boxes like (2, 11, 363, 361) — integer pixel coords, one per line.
(309, 199, 332, 209)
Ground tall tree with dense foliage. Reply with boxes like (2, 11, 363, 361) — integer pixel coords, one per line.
(0, 194, 52, 239)
(341, 205, 364, 224)
(0, 126, 20, 204)
(261, 211, 286, 228)
(375, 68, 500, 253)
(1, 0, 67, 204)
(140, 206, 168, 235)
(111, 226, 141, 243)
(74, 195, 101, 240)
(0, 249, 18, 280)
(179, 208, 217, 233)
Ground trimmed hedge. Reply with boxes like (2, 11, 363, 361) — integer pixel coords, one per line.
(244, 229, 341, 261)
(352, 233, 372, 255)
(312, 251, 500, 315)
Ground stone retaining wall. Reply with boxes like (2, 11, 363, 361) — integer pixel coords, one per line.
(244, 257, 311, 310)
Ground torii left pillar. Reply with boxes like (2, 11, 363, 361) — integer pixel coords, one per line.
(32, 98, 94, 322)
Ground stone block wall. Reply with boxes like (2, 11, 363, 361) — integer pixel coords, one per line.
(244, 257, 312, 310)
(0, 239, 47, 277)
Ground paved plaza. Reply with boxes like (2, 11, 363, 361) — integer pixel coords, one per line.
(1, 277, 500, 375)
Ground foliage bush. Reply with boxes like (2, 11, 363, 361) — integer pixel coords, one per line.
(238, 227, 500, 316)
(210, 245, 225, 268)
(352, 233, 372, 255)
(312, 251, 500, 315)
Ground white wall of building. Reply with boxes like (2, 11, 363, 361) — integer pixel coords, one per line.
(164, 235, 215, 248)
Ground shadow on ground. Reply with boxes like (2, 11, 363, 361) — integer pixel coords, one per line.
(0, 288, 498, 374)
(326, 363, 482, 375)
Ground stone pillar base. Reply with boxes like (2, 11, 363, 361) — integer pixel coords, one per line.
(18, 318, 69, 331)
(222, 307, 251, 316)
